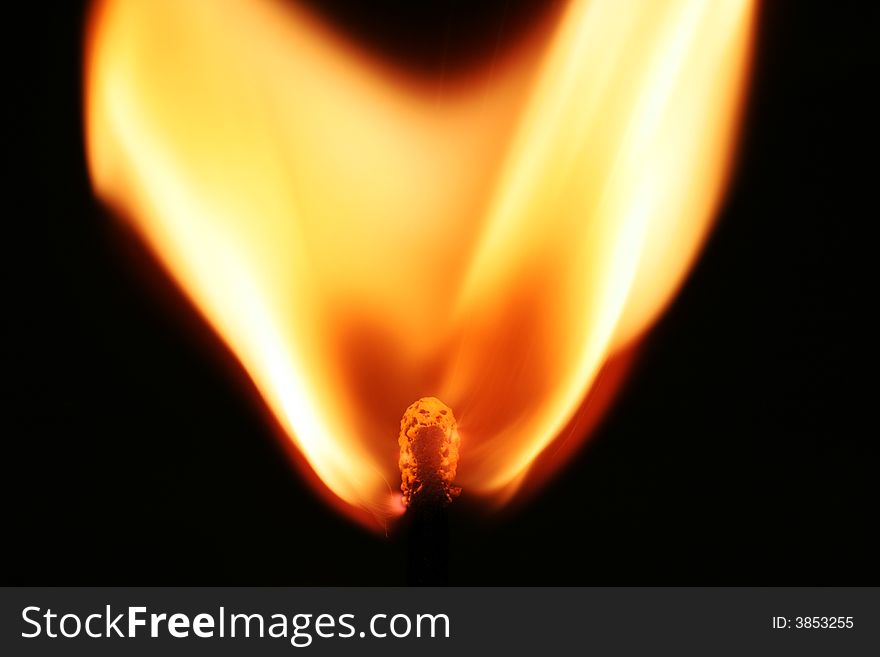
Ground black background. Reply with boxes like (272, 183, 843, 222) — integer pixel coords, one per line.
(3, 1, 874, 584)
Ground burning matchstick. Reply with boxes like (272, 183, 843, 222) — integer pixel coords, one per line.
(399, 397, 461, 508)
(398, 397, 461, 585)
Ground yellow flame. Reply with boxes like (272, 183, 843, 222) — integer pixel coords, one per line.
(86, 0, 754, 526)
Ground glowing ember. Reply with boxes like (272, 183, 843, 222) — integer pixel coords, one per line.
(398, 398, 461, 508)
(85, 0, 755, 528)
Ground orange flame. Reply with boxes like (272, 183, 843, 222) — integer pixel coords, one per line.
(85, 0, 755, 528)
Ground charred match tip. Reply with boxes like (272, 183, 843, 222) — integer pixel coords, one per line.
(398, 397, 461, 508)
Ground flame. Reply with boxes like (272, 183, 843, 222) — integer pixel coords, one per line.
(85, 0, 755, 527)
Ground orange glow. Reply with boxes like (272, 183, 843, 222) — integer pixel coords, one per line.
(85, 0, 755, 528)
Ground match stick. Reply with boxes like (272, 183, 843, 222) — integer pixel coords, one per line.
(398, 397, 461, 585)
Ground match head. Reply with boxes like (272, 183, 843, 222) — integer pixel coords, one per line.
(398, 397, 461, 507)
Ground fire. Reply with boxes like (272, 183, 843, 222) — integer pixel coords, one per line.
(85, 0, 755, 528)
